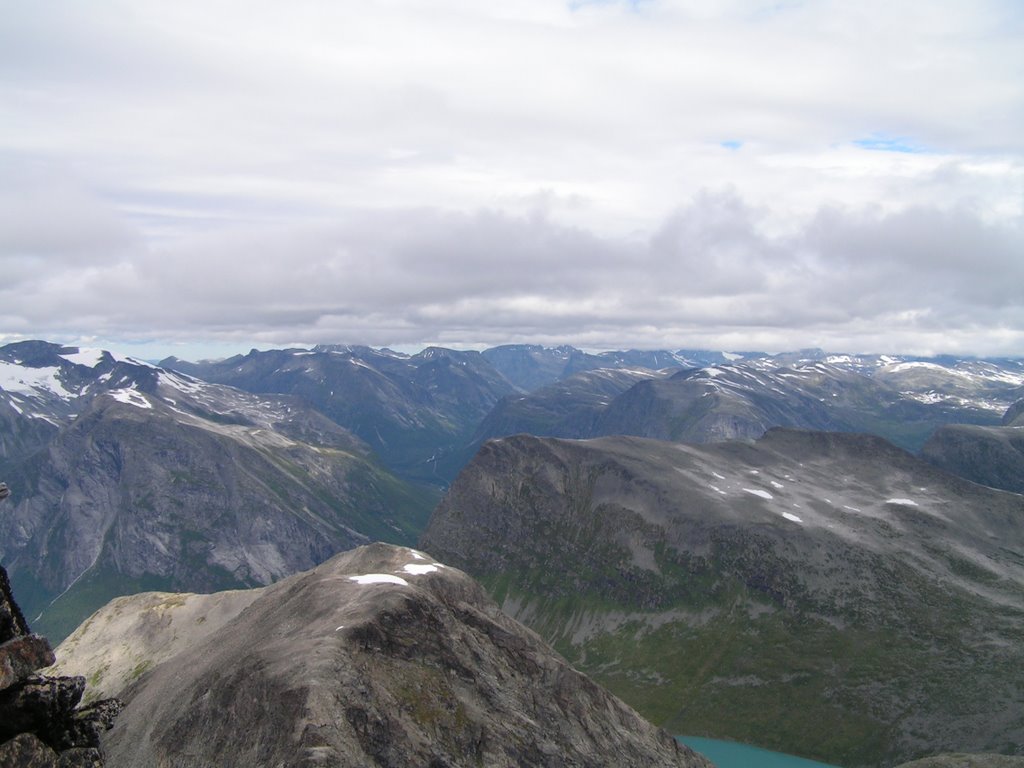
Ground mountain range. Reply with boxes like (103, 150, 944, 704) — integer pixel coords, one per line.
(4, 338, 1024, 765)
(474, 355, 1024, 454)
(0, 341, 435, 641)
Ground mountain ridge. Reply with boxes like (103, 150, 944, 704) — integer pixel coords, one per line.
(51, 543, 712, 768)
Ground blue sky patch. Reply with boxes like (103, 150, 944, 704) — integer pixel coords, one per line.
(720, 140, 743, 150)
(853, 134, 929, 153)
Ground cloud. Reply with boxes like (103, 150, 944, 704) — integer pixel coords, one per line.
(1, 0, 1022, 356)
(2, 176, 1021, 356)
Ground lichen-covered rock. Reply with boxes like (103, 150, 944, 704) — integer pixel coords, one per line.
(0, 637, 55, 691)
(0, 732, 103, 768)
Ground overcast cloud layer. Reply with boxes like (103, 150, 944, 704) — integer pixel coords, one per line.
(2, 0, 1022, 359)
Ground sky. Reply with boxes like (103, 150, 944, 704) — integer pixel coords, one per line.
(1, 0, 1022, 360)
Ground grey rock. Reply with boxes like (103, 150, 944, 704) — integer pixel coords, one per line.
(921, 423, 1024, 493)
(75, 543, 711, 768)
(0, 733, 103, 768)
(0, 637, 55, 691)
(421, 429, 1024, 766)
(1003, 399, 1024, 427)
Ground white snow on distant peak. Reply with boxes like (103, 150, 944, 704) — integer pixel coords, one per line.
(843, 505, 862, 512)
(722, 351, 742, 361)
(0, 362, 75, 400)
(109, 389, 153, 409)
(712, 471, 726, 480)
(109, 351, 158, 369)
(885, 361, 951, 374)
(702, 367, 725, 378)
(158, 371, 206, 395)
(348, 358, 377, 372)
(709, 484, 726, 495)
(770, 480, 784, 489)
(782, 512, 803, 523)
(60, 348, 106, 367)
(349, 573, 409, 586)
(825, 355, 853, 364)
(886, 498, 918, 506)
(403, 563, 439, 575)
(744, 488, 773, 500)
(408, 550, 426, 560)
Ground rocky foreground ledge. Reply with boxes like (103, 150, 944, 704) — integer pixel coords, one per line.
(54, 542, 710, 768)
(0, 563, 121, 767)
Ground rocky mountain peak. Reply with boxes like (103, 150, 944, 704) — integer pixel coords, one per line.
(56, 543, 709, 768)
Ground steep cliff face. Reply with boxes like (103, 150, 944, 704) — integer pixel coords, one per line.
(421, 429, 1024, 767)
(53, 544, 711, 768)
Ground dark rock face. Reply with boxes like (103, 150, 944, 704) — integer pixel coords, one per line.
(921, 423, 1024, 494)
(93, 543, 709, 768)
(1, 552, 120, 766)
(1004, 399, 1024, 427)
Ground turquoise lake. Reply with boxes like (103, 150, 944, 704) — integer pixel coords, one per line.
(678, 736, 841, 768)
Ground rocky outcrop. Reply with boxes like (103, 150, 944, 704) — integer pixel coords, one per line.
(1, 531, 120, 765)
(921, 422, 1024, 493)
(1003, 399, 1024, 427)
(55, 543, 710, 768)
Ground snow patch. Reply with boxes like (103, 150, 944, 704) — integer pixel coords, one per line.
(886, 498, 918, 507)
(108, 389, 153, 409)
(349, 574, 409, 586)
(0, 363, 74, 399)
(770, 480, 784, 489)
(108, 352, 158, 369)
(782, 512, 803, 523)
(60, 348, 106, 367)
(712, 472, 726, 480)
(722, 351, 742, 361)
(709, 484, 726, 495)
(403, 563, 439, 575)
(743, 488, 773, 500)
